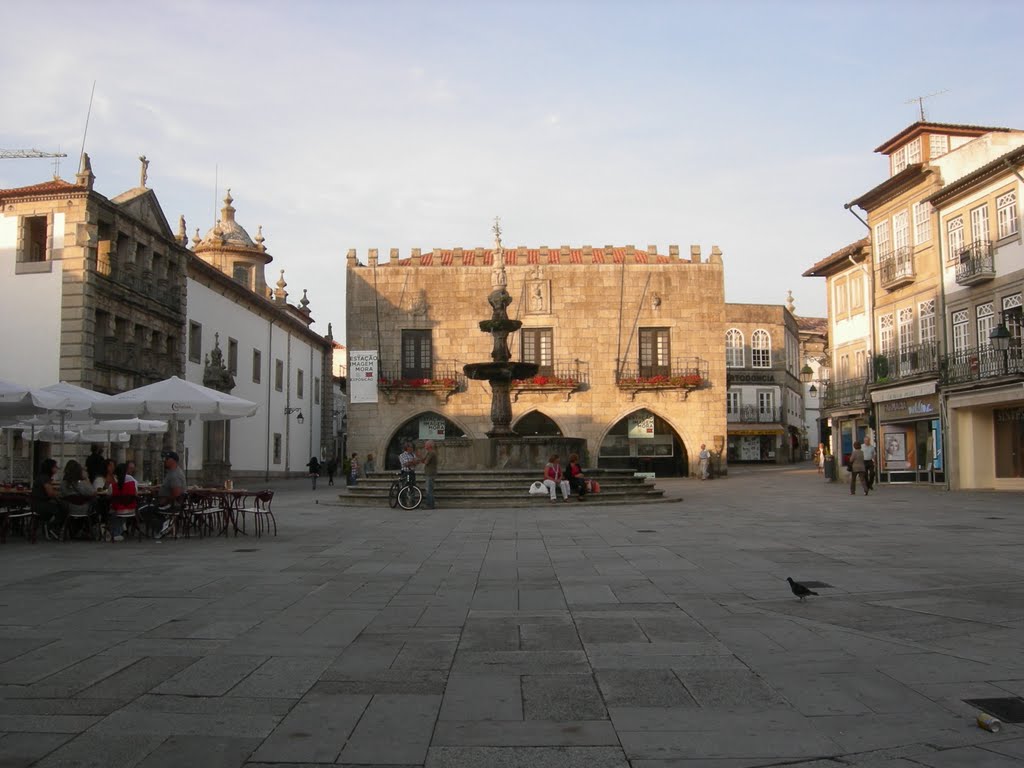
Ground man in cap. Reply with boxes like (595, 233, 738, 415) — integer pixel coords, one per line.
(140, 451, 187, 539)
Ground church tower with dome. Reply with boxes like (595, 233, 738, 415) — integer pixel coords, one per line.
(192, 190, 273, 298)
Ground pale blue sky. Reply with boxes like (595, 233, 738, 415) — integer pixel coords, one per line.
(4, 0, 1023, 338)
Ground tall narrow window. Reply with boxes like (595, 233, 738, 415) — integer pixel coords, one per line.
(273, 434, 282, 464)
(893, 211, 909, 252)
(919, 299, 936, 344)
(952, 310, 969, 355)
(970, 204, 990, 243)
(913, 202, 932, 244)
(751, 329, 771, 368)
(997, 191, 1018, 239)
(840, 355, 849, 380)
(297, 369, 304, 399)
(930, 134, 949, 159)
(228, 337, 238, 375)
(275, 359, 284, 392)
(905, 137, 921, 165)
(521, 328, 554, 374)
(401, 330, 432, 379)
(188, 322, 202, 363)
(977, 303, 995, 348)
(314, 376, 321, 405)
(726, 390, 741, 417)
(898, 307, 914, 359)
(849, 275, 864, 311)
(879, 313, 894, 354)
(639, 328, 670, 377)
(834, 280, 848, 315)
(947, 216, 964, 261)
(252, 349, 262, 383)
(875, 220, 891, 259)
(890, 146, 908, 176)
(757, 391, 775, 420)
(21, 216, 48, 262)
(855, 351, 866, 378)
(233, 263, 253, 289)
(725, 329, 744, 368)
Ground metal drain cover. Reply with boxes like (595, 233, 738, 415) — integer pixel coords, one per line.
(964, 697, 1024, 723)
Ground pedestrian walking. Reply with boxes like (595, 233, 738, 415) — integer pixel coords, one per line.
(849, 441, 868, 496)
(816, 443, 826, 475)
(698, 443, 711, 480)
(861, 436, 876, 490)
(307, 456, 321, 490)
(326, 456, 338, 486)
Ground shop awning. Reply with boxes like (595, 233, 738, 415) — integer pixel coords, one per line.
(728, 426, 785, 436)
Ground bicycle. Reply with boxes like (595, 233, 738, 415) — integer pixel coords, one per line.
(388, 469, 423, 510)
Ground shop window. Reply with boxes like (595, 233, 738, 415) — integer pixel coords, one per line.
(995, 407, 1024, 478)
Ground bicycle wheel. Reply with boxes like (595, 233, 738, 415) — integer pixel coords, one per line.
(397, 484, 422, 510)
(388, 482, 400, 509)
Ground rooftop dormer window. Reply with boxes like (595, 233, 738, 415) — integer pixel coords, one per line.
(890, 137, 921, 176)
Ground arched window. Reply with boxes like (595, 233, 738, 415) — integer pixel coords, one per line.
(752, 329, 771, 368)
(725, 329, 744, 368)
(513, 411, 563, 436)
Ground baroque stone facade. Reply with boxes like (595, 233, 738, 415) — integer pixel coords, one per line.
(345, 242, 727, 477)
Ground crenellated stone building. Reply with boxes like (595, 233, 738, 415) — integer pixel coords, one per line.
(345, 236, 727, 477)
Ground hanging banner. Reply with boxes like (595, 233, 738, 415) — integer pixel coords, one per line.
(628, 413, 655, 438)
(349, 351, 379, 404)
(419, 416, 446, 441)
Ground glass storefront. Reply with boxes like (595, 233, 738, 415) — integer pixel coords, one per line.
(598, 410, 687, 476)
(994, 406, 1024, 478)
(876, 394, 943, 484)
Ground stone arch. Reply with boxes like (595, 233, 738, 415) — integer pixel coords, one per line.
(383, 410, 471, 470)
(596, 406, 690, 477)
(512, 409, 565, 437)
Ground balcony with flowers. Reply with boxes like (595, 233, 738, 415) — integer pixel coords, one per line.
(378, 363, 465, 403)
(510, 363, 589, 401)
(616, 358, 709, 400)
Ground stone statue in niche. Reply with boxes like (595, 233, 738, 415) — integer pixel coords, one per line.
(411, 289, 429, 317)
(526, 280, 548, 314)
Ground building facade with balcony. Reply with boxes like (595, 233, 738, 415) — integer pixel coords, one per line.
(345, 240, 726, 477)
(930, 141, 1024, 489)
(803, 238, 872, 469)
(0, 160, 334, 483)
(844, 123, 1015, 484)
(723, 302, 804, 464)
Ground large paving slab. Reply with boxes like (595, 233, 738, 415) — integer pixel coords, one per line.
(1, 468, 1023, 766)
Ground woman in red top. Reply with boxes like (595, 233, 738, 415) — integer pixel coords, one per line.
(108, 462, 137, 542)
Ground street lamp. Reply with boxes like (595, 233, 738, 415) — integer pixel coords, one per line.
(284, 407, 304, 424)
(990, 322, 1011, 375)
(800, 364, 814, 383)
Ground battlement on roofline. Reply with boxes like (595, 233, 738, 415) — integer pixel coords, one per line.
(346, 244, 723, 267)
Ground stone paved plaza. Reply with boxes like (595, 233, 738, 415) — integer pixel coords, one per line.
(2, 467, 1024, 767)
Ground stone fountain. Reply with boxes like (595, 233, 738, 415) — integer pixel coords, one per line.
(459, 221, 586, 468)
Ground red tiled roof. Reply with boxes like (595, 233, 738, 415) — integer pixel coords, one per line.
(797, 316, 828, 335)
(802, 237, 869, 277)
(0, 178, 87, 198)
(409, 247, 674, 266)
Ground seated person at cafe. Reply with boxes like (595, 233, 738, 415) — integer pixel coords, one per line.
(59, 459, 97, 534)
(139, 451, 186, 539)
(31, 458, 64, 536)
(93, 459, 116, 492)
(108, 463, 137, 542)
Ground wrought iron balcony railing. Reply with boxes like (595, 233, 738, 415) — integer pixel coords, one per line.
(879, 246, 915, 290)
(378, 362, 466, 401)
(616, 358, 709, 399)
(511, 363, 589, 401)
(727, 405, 781, 423)
(822, 377, 869, 410)
(869, 341, 941, 384)
(954, 240, 995, 286)
(941, 345, 1024, 385)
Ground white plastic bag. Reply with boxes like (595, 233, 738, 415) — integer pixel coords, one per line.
(528, 480, 547, 495)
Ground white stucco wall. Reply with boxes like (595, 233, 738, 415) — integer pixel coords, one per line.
(932, 132, 1024, 186)
(0, 214, 62, 386)
(183, 278, 325, 477)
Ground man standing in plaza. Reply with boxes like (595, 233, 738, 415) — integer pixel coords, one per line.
(862, 435, 876, 490)
(421, 440, 438, 508)
(698, 443, 711, 480)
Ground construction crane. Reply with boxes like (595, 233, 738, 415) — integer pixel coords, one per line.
(0, 149, 68, 160)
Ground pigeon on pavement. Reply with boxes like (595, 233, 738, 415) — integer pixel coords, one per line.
(787, 577, 818, 601)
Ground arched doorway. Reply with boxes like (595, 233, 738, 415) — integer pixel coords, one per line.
(512, 411, 562, 436)
(598, 409, 688, 477)
(384, 412, 468, 470)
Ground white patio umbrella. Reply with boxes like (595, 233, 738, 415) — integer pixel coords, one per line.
(90, 376, 258, 420)
(37, 383, 117, 467)
(0, 378, 69, 419)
